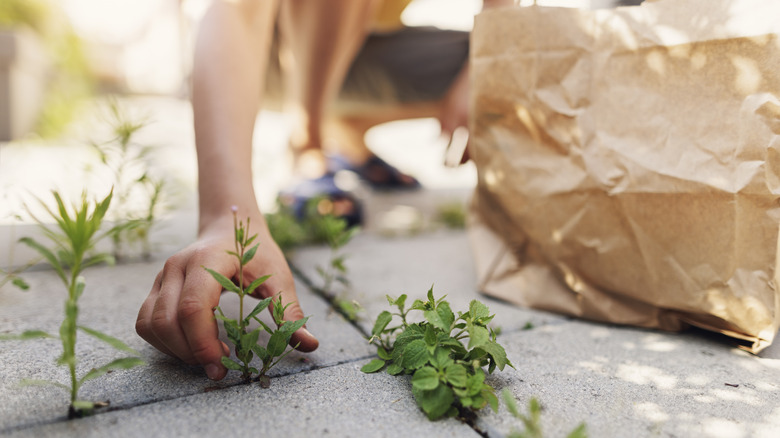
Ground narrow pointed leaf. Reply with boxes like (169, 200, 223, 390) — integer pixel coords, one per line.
(242, 244, 259, 266)
(79, 357, 145, 385)
(19, 237, 66, 284)
(78, 326, 138, 354)
(244, 275, 271, 297)
(0, 330, 56, 341)
(203, 268, 241, 294)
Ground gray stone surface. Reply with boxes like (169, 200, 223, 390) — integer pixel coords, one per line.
(476, 321, 780, 438)
(4, 363, 478, 438)
(0, 257, 373, 432)
(290, 229, 568, 338)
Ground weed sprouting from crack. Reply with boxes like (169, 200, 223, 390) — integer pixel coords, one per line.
(362, 287, 514, 420)
(206, 207, 309, 385)
(1, 190, 144, 418)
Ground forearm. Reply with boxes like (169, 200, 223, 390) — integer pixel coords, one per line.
(192, 0, 277, 230)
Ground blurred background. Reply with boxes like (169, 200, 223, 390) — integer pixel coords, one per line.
(0, 0, 628, 267)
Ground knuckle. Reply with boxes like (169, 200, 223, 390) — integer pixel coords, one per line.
(150, 308, 175, 335)
(177, 297, 204, 322)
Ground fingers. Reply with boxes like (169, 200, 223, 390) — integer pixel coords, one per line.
(178, 250, 234, 380)
(136, 250, 232, 381)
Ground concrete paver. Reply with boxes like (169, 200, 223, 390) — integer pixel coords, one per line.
(4, 363, 479, 438)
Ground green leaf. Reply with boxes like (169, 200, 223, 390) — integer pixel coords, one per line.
(19, 237, 66, 284)
(78, 326, 138, 354)
(83, 252, 115, 269)
(251, 344, 269, 362)
(203, 268, 241, 294)
(411, 366, 440, 390)
(484, 387, 499, 412)
(413, 383, 455, 420)
(566, 424, 588, 438)
(424, 325, 437, 347)
(467, 323, 489, 350)
(426, 287, 435, 304)
(20, 379, 69, 391)
(266, 329, 289, 358)
(360, 359, 386, 373)
(444, 364, 467, 388)
(372, 311, 393, 337)
(377, 346, 391, 360)
(478, 340, 512, 371)
(386, 363, 404, 375)
(469, 300, 491, 321)
(278, 317, 309, 338)
(502, 388, 520, 418)
(240, 328, 261, 356)
(11, 277, 30, 290)
(79, 357, 145, 385)
(242, 244, 259, 266)
(424, 302, 454, 332)
(221, 356, 243, 370)
(0, 330, 55, 341)
(399, 339, 429, 370)
(244, 296, 273, 325)
(245, 275, 272, 297)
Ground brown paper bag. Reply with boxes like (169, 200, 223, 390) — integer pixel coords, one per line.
(469, 0, 780, 353)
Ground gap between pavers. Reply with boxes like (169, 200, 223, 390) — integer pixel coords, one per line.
(2, 362, 481, 438)
(0, 254, 374, 433)
(289, 230, 570, 338)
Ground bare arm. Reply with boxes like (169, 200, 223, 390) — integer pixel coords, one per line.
(136, 0, 318, 382)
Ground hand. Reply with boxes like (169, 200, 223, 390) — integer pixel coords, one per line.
(135, 213, 318, 380)
(438, 65, 471, 164)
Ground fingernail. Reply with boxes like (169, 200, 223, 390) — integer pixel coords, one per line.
(300, 327, 314, 339)
(205, 363, 221, 380)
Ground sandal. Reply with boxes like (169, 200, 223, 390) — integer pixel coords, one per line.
(328, 154, 421, 191)
(278, 174, 363, 227)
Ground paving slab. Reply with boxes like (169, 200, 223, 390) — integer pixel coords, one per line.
(4, 362, 479, 438)
(0, 255, 372, 433)
(476, 320, 780, 438)
(290, 228, 569, 337)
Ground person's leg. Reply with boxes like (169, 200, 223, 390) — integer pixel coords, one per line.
(277, 0, 380, 180)
(322, 26, 470, 187)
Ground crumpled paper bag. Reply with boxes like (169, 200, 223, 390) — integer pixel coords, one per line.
(469, 0, 780, 353)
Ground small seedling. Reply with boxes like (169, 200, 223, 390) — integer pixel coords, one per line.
(91, 100, 170, 261)
(206, 208, 309, 384)
(502, 390, 587, 438)
(311, 213, 357, 296)
(434, 202, 467, 229)
(0, 190, 144, 418)
(362, 288, 513, 420)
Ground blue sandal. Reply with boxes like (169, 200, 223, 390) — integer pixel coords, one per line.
(328, 154, 421, 191)
(278, 174, 363, 227)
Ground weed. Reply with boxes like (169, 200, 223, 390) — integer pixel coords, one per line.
(434, 202, 467, 229)
(0, 190, 144, 418)
(502, 390, 587, 438)
(206, 208, 309, 384)
(265, 199, 361, 321)
(91, 101, 170, 261)
(362, 288, 513, 420)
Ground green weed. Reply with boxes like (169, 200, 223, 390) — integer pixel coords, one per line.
(503, 390, 587, 438)
(362, 288, 513, 420)
(91, 101, 169, 261)
(0, 190, 144, 418)
(206, 208, 309, 385)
